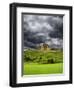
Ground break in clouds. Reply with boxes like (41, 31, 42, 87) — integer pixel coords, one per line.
(22, 14, 63, 49)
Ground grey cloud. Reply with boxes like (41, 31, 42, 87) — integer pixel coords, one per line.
(22, 14, 63, 49)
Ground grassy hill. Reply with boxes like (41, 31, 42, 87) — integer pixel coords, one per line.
(23, 49, 63, 75)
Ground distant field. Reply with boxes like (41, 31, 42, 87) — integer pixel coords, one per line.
(23, 49, 63, 75)
(23, 63, 63, 75)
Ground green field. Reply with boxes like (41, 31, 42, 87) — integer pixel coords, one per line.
(23, 63, 63, 75)
(23, 49, 63, 75)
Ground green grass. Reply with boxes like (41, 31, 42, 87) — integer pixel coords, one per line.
(23, 49, 63, 75)
(23, 63, 63, 75)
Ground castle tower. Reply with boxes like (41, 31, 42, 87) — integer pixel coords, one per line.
(39, 43, 49, 51)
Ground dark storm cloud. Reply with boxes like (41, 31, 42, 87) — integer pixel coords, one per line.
(22, 14, 63, 49)
(48, 17, 63, 39)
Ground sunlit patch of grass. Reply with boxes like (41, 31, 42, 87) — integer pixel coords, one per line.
(23, 63, 63, 75)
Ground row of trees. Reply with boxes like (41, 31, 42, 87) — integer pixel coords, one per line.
(23, 50, 63, 64)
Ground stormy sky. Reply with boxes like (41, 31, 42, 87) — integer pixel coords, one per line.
(22, 14, 63, 49)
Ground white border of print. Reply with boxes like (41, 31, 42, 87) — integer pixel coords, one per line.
(16, 7, 69, 84)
